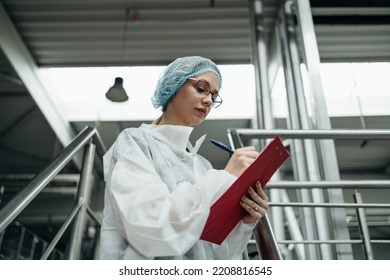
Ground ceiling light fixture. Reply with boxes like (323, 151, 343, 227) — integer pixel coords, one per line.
(105, 77, 129, 102)
(105, 8, 131, 102)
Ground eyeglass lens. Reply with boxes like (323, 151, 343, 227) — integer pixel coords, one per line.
(195, 80, 220, 103)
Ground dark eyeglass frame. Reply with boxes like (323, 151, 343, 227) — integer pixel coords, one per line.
(187, 78, 223, 108)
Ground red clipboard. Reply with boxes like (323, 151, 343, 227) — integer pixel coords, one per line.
(200, 136, 289, 245)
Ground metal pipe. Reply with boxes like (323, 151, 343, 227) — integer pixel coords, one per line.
(267, 180, 390, 189)
(68, 142, 96, 260)
(281, 189, 306, 259)
(0, 229, 4, 251)
(370, 240, 390, 244)
(253, 215, 284, 260)
(280, 2, 318, 259)
(86, 206, 101, 226)
(354, 191, 374, 260)
(248, 0, 264, 129)
(91, 127, 107, 159)
(286, 1, 333, 259)
(29, 235, 37, 259)
(16, 226, 25, 260)
(6, 179, 381, 193)
(249, 239, 390, 245)
(269, 202, 390, 208)
(250, 0, 288, 258)
(279, 240, 390, 244)
(278, 240, 363, 244)
(231, 128, 390, 140)
(0, 185, 4, 207)
(270, 15, 300, 261)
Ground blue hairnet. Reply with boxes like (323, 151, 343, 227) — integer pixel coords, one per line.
(152, 56, 222, 110)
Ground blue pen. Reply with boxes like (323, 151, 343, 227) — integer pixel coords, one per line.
(210, 139, 234, 155)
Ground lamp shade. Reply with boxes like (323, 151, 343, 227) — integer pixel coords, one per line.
(105, 77, 129, 102)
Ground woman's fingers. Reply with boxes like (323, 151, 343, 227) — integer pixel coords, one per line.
(240, 181, 269, 224)
(249, 182, 269, 209)
(224, 146, 259, 177)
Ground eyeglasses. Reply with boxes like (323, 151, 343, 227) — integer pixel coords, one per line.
(188, 78, 223, 108)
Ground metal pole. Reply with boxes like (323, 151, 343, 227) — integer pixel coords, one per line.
(253, 214, 284, 260)
(353, 191, 374, 260)
(284, 2, 333, 259)
(16, 225, 25, 260)
(281, 189, 305, 259)
(0, 186, 4, 208)
(270, 19, 302, 260)
(68, 142, 96, 260)
(249, 0, 288, 258)
(250, 239, 390, 245)
(29, 236, 37, 260)
(0, 228, 4, 252)
(294, 0, 353, 259)
(233, 128, 390, 140)
(279, 2, 318, 259)
(267, 180, 390, 189)
(269, 202, 390, 209)
(248, 0, 264, 129)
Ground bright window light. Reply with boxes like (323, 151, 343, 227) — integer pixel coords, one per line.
(39, 65, 256, 121)
(39, 62, 390, 122)
(271, 62, 390, 117)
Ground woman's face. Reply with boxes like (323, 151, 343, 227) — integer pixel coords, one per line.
(163, 72, 220, 126)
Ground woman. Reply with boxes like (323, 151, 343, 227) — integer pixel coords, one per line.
(100, 56, 269, 259)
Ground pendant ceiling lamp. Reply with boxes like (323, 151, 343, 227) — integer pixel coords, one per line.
(105, 77, 129, 102)
(105, 8, 132, 103)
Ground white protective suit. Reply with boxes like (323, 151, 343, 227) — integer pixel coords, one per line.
(100, 123, 255, 259)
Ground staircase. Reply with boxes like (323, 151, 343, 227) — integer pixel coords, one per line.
(0, 221, 64, 260)
(0, 126, 106, 260)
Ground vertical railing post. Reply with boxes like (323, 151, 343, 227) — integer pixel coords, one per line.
(353, 191, 374, 260)
(278, 2, 319, 259)
(294, 0, 353, 259)
(67, 141, 96, 260)
(29, 236, 37, 259)
(0, 229, 4, 253)
(16, 225, 25, 259)
(253, 215, 283, 260)
(0, 186, 4, 208)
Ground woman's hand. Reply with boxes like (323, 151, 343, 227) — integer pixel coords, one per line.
(224, 146, 258, 177)
(240, 181, 269, 224)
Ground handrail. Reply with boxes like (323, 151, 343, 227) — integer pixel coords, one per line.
(267, 180, 390, 189)
(232, 128, 390, 140)
(0, 126, 106, 259)
(269, 202, 390, 209)
(249, 239, 390, 245)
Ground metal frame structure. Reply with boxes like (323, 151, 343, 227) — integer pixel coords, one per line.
(228, 128, 390, 260)
(0, 126, 106, 260)
(247, 0, 390, 260)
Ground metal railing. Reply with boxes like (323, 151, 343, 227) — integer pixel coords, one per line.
(0, 126, 106, 260)
(228, 128, 390, 260)
(0, 221, 65, 260)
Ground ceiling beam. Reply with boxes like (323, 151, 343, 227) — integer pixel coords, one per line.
(0, 3, 79, 168)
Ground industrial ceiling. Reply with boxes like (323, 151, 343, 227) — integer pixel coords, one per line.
(1, 0, 390, 175)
